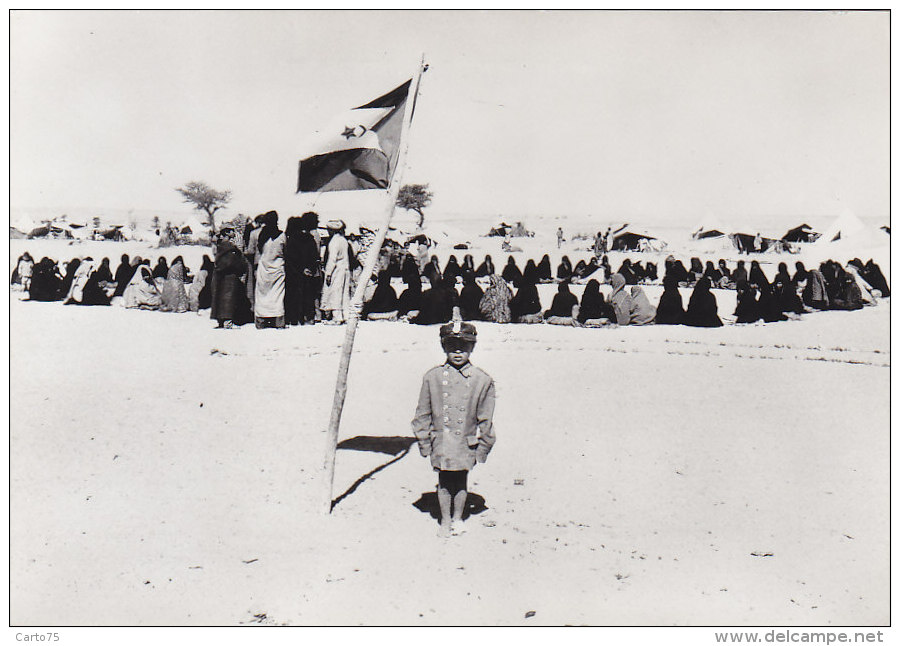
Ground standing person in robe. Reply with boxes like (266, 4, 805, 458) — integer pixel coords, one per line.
(11, 252, 34, 291)
(398, 273, 423, 319)
(475, 254, 495, 278)
(160, 256, 190, 312)
(283, 216, 306, 326)
(577, 279, 615, 325)
(479, 274, 513, 323)
(211, 228, 250, 328)
(502, 256, 523, 286)
(321, 220, 352, 325)
(683, 277, 723, 327)
(113, 254, 135, 297)
(458, 272, 484, 321)
(28, 258, 63, 302)
(253, 211, 286, 328)
(734, 280, 761, 323)
(655, 275, 685, 325)
(295, 212, 323, 325)
(243, 214, 264, 310)
(122, 265, 161, 310)
(629, 286, 656, 325)
(544, 280, 578, 322)
(556, 255, 573, 281)
(536, 254, 553, 282)
(189, 255, 214, 312)
(362, 270, 399, 320)
(509, 274, 542, 323)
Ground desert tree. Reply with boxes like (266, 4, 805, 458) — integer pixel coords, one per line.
(396, 183, 433, 229)
(175, 181, 232, 232)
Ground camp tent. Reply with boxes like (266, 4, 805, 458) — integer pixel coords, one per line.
(781, 224, 820, 243)
(691, 217, 728, 240)
(611, 228, 667, 252)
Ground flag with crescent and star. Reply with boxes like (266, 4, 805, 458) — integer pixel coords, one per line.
(297, 79, 414, 192)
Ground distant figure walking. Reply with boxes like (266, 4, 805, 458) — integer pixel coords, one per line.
(556, 227, 565, 249)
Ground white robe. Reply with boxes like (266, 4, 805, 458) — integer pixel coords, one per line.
(321, 234, 351, 318)
(66, 259, 94, 303)
(254, 233, 286, 318)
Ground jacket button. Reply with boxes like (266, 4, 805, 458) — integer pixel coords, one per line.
(443, 392, 448, 397)
(442, 381, 448, 385)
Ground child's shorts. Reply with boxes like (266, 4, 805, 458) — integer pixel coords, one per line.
(438, 470, 468, 495)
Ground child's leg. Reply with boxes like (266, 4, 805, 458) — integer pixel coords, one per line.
(439, 471, 469, 532)
(436, 479, 452, 535)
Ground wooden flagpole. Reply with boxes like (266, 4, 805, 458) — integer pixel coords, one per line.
(322, 56, 427, 514)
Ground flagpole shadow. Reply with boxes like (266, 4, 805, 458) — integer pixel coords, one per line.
(330, 436, 417, 512)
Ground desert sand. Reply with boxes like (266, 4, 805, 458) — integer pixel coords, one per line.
(8, 234, 890, 626)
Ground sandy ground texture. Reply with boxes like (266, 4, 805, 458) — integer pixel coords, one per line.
(9, 266, 889, 626)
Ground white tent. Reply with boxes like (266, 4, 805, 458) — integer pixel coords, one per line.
(807, 211, 890, 270)
(816, 210, 880, 245)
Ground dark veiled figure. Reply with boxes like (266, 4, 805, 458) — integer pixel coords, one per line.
(284, 215, 321, 325)
(717, 259, 731, 281)
(732, 260, 749, 285)
(703, 261, 722, 284)
(152, 257, 169, 280)
(362, 270, 398, 318)
(397, 274, 423, 317)
(544, 281, 578, 318)
(197, 255, 215, 310)
(411, 277, 456, 325)
(536, 254, 552, 281)
(683, 277, 723, 327)
(459, 272, 484, 321)
(502, 256, 523, 286)
(577, 279, 615, 323)
(211, 237, 251, 326)
(830, 273, 865, 311)
(443, 255, 461, 283)
(113, 254, 134, 297)
(510, 276, 542, 320)
(523, 259, 540, 285)
(28, 258, 64, 302)
(644, 262, 658, 282)
(557, 256, 573, 281)
(689, 257, 703, 282)
(773, 273, 803, 315)
(655, 275, 685, 325)
(863, 260, 890, 297)
(631, 261, 646, 282)
(93, 258, 114, 285)
(427, 256, 443, 285)
(79, 268, 111, 306)
(461, 254, 476, 276)
(616, 259, 637, 285)
(749, 261, 770, 289)
(793, 261, 809, 285)
(734, 280, 761, 323)
(475, 254, 495, 278)
(758, 283, 787, 322)
(401, 253, 421, 282)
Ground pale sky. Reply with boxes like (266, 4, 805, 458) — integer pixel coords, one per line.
(10, 10, 889, 228)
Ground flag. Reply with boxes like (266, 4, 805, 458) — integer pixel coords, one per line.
(297, 79, 414, 193)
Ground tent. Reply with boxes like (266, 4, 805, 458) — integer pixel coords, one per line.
(486, 222, 512, 237)
(9, 226, 28, 239)
(781, 224, 820, 243)
(611, 228, 667, 252)
(691, 217, 728, 240)
(817, 211, 878, 244)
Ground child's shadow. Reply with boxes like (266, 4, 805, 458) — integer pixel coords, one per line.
(412, 492, 488, 522)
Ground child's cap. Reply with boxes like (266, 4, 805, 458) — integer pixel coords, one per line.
(439, 320, 477, 342)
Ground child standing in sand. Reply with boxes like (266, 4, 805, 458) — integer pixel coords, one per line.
(412, 321, 496, 537)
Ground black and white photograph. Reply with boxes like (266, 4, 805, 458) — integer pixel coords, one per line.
(8, 8, 891, 635)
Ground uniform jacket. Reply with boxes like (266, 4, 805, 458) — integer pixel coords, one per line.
(412, 361, 496, 471)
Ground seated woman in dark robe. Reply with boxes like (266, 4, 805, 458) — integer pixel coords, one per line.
(773, 262, 792, 287)
(734, 279, 761, 323)
(523, 259, 540, 285)
(749, 260, 770, 289)
(616, 259, 637, 285)
(427, 255, 443, 285)
(643, 262, 658, 282)
(758, 283, 788, 322)
(410, 277, 456, 325)
(79, 266, 111, 306)
(773, 273, 803, 315)
(689, 257, 704, 282)
(536, 254, 553, 282)
(93, 257, 114, 286)
(461, 254, 476, 276)
(509, 276, 542, 323)
(544, 280, 578, 320)
(443, 255, 461, 283)
(28, 258, 64, 302)
(475, 254, 495, 278)
(732, 260, 749, 285)
(863, 260, 890, 297)
(362, 270, 399, 320)
(829, 273, 865, 311)
(152, 257, 169, 280)
(557, 256, 573, 281)
(683, 277, 723, 327)
(401, 253, 420, 282)
(703, 261, 722, 285)
(458, 272, 484, 321)
(655, 275, 685, 325)
(397, 274, 423, 318)
(577, 279, 615, 324)
(502, 256, 523, 286)
(793, 261, 809, 285)
(717, 259, 732, 281)
(630, 261, 646, 282)
(113, 254, 136, 297)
